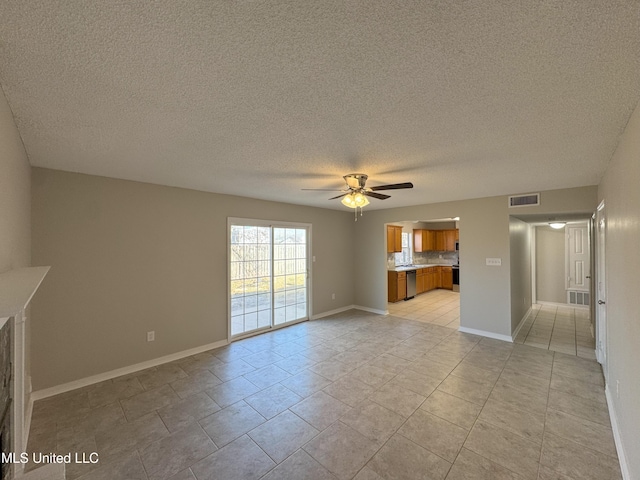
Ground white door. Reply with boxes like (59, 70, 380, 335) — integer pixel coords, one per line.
(595, 203, 607, 374)
(567, 224, 590, 295)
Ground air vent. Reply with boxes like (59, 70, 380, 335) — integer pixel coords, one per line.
(568, 290, 590, 306)
(508, 193, 540, 208)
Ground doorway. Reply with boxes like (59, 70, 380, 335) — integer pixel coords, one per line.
(228, 219, 310, 340)
(385, 218, 460, 328)
(513, 214, 597, 358)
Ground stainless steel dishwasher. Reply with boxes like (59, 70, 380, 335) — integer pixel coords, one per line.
(406, 270, 416, 300)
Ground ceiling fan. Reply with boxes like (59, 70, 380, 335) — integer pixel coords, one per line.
(303, 173, 413, 219)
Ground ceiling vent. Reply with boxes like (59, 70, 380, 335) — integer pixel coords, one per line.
(508, 193, 540, 208)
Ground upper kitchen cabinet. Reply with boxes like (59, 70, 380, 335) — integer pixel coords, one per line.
(413, 229, 435, 252)
(445, 230, 457, 251)
(386, 225, 403, 253)
(415, 229, 458, 252)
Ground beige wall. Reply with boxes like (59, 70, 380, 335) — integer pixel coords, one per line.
(535, 226, 566, 304)
(0, 87, 30, 273)
(353, 186, 597, 338)
(598, 100, 640, 479)
(31, 168, 356, 390)
(509, 217, 532, 331)
(0, 87, 32, 383)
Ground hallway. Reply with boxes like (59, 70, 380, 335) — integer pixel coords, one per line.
(514, 304, 595, 360)
(388, 292, 596, 360)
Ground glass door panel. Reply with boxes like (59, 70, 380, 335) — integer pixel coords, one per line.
(230, 222, 309, 338)
(230, 225, 272, 337)
(273, 227, 308, 326)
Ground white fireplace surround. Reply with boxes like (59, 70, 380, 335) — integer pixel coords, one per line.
(0, 266, 50, 478)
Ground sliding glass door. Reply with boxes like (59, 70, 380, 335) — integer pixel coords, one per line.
(229, 219, 310, 339)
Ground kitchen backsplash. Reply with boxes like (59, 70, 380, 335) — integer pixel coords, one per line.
(388, 251, 458, 268)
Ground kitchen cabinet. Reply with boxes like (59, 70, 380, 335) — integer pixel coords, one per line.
(433, 229, 458, 252)
(393, 265, 454, 299)
(441, 266, 453, 290)
(416, 268, 425, 294)
(425, 267, 440, 291)
(387, 225, 403, 253)
(388, 271, 407, 302)
(413, 229, 435, 252)
(425, 268, 433, 291)
(445, 230, 456, 251)
(414, 229, 457, 252)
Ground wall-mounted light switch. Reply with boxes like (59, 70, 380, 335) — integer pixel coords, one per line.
(486, 258, 502, 266)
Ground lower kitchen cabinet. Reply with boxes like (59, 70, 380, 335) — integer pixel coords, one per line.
(388, 271, 407, 302)
(389, 266, 454, 303)
(441, 266, 453, 290)
(416, 268, 425, 294)
(426, 267, 441, 291)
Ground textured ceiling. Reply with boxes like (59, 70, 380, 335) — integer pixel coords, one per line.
(1, 1, 639, 210)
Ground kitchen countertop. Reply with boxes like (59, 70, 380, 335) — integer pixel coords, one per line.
(389, 264, 455, 272)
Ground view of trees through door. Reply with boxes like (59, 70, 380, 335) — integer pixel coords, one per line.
(229, 220, 309, 338)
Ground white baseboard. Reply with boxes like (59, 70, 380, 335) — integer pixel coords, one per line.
(31, 339, 229, 401)
(311, 304, 387, 320)
(605, 384, 631, 480)
(538, 300, 589, 310)
(353, 305, 387, 316)
(311, 305, 356, 320)
(458, 326, 513, 343)
(512, 306, 533, 340)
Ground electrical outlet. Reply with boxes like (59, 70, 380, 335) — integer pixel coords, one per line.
(147, 331, 155, 342)
(313, 256, 316, 262)
(486, 257, 502, 266)
(331, 293, 336, 300)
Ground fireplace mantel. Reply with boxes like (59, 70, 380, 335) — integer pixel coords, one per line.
(0, 266, 50, 322)
(0, 266, 50, 478)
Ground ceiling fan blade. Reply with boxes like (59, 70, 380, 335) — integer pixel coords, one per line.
(369, 182, 414, 191)
(328, 193, 349, 200)
(364, 191, 391, 200)
(301, 188, 345, 191)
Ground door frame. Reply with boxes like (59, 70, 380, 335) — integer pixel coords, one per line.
(594, 201, 608, 374)
(565, 222, 590, 305)
(227, 218, 313, 342)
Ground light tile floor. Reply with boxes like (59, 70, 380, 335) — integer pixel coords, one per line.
(26, 309, 619, 480)
(387, 290, 460, 329)
(514, 304, 596, 360)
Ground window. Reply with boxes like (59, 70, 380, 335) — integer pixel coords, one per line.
(395, 232, 412, 264)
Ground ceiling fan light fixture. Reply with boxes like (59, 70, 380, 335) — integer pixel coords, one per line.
(341, 193, 355, 208)
(341, 192, 369, 209)
(354, 192, 369, 207)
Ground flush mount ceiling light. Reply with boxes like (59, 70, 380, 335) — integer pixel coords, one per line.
(549, 222, 566, 229)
